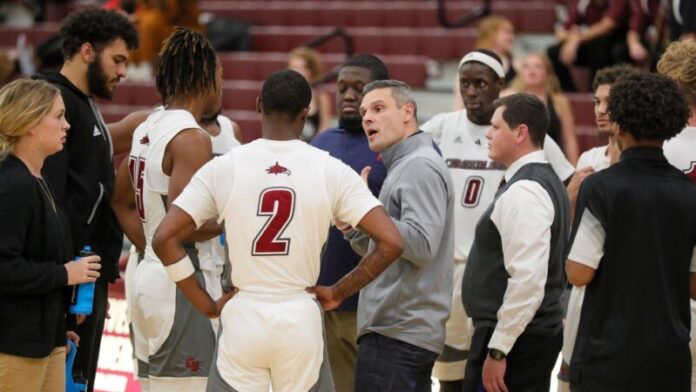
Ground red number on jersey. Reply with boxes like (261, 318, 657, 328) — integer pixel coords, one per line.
(461, 176, 484, 208)
(127, 156, 146, 220)
(252, 187, 296, 255)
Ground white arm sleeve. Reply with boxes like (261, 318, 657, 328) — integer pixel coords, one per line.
(568, 209, 606, 269)
(488, 180, 555, 354)
(173, 158, 230, 228)
(326, 159, 382, 229)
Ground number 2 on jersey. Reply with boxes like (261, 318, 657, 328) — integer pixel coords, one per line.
(252, 187, 296, 255)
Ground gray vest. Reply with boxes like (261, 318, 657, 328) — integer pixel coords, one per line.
(462, 162, 569, 336)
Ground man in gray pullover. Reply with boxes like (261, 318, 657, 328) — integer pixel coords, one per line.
(340, 79, 455, 390)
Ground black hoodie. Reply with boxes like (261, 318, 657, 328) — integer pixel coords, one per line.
(32, 71, 123, 282)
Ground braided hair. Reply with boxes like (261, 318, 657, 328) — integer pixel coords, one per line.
(156, 27, 218, 105)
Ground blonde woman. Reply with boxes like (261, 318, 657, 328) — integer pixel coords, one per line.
(288, 46, 333, 139)
(503, 53, 580, 164)
(0, 79, 101, 392)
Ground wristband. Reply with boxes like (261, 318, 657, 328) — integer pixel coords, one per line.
(336, 223, 352, 231)
(165, 255, 195, 282)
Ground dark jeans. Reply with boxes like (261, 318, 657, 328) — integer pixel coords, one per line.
(73, 279, 109, 392)
(355, 333, 439, 392)
(464, 326, 562, 392)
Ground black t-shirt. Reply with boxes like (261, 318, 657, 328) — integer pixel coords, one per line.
(569, 147, 696, 391)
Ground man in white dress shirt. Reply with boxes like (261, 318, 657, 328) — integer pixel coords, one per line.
(462, 93, 570, 392)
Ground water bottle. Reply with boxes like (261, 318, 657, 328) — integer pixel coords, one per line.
(69, 246, 96, 315)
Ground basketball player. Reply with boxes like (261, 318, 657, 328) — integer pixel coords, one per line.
(557, 64, 637, 392)
(658, 39, 696, 390)
(125, 27, 223, 392)
(152, 69, 403, 391)
(421, 49, 574, 391)
(566, 72, 696, 392)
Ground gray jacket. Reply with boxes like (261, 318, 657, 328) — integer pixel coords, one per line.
(350, 131, 455, 354)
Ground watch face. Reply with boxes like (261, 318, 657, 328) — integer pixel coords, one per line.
(489, 349, 506, 360)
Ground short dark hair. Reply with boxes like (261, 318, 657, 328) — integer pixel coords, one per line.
(60, 7, 138, 58)
(592, 64, 637, 92)
(363, 79, 417, 117)
(341, 54, 389, 82)
(261, 69, 312, 117)
(493, 93, 548, 147)
(608, 73, 690, 141)
(156, 28, 218, 105)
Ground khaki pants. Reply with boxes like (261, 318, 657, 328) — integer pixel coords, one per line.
(0, 346, 66, 392)
(324, 311, 358, 392)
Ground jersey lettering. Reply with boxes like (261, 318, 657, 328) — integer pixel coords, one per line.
(252, 187, 296, 255)
(461, 176, 484, 208)
(128, 156, 146, 220)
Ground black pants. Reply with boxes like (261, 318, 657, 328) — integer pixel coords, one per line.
(355, 333, 439, 392)
(547, 32, 629, 92)
(72, 279, 109, 392)
(463, 326, 562, 392)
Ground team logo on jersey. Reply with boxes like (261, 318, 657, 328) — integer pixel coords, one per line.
(139, 135, 150, 145)
(92, 125, 101, 137)
(685, 162, 696, 184)
(185, 357, 201, 372)
(266, 161, 291, 176)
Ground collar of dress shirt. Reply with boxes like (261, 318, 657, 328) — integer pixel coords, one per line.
(503, 150, 548, 182)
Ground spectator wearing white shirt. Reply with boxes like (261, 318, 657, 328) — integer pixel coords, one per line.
(462, 93, 570, 392)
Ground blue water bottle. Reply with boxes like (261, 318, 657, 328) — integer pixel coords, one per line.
(69, 246, 96, 315)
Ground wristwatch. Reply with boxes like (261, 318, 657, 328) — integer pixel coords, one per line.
(488, 348, 506, 361)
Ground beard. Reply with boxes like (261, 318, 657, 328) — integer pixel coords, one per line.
(339, 114, 363, 134)
(87, 56, 114, 100)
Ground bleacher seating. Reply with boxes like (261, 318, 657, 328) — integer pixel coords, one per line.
(0, 0, 604, 149)
(198, 1, 556, 32)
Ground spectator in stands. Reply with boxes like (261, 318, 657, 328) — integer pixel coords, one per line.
(547, 0, 631, 92)
(310, 54, 389, 392)
(670, 0, 696, 41)
(626, 0, 665, 67)
(455, 16, 516, 109)
(288, 46, 332, 140)
(504, 52, 580, 164)
(0, 78, 101, 392)
(129, 0, 201, 79)
(658, 39, 696, 390)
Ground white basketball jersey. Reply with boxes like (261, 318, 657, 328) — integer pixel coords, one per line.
(128, 109, 203, 262)
(175, 139, 380, 295)
(199, 114, 241, 273)
(212, 115, 241, 156)
(664, 127, 696, 182)
(423, 110, 575, 262)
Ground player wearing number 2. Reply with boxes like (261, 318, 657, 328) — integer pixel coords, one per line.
(152, 69, 403, 392)
(125, 28, 224, 391)
(421, 49, 574, 391)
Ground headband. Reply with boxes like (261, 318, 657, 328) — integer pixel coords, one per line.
(458, 51, 505, 79)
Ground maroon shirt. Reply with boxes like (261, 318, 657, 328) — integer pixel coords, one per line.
(565, 0, 631, 29)
(629, 0, 662, 33)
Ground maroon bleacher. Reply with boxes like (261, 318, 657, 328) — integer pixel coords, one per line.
(249, 26, 477, 59)
(198, 1, 556, 33)
(219, 52, 428, 86)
